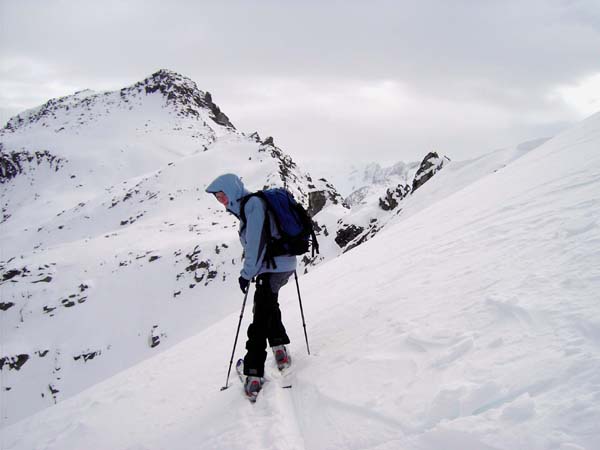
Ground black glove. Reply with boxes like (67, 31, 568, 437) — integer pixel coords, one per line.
(238, 276, 250, 293)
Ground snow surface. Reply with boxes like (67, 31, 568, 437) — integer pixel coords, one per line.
(2, 103, 599, 450)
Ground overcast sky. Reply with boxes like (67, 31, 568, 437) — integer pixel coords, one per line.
(1, 0, 600, 167)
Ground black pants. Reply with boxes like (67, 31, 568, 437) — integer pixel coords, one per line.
(243, 271, 293, 377)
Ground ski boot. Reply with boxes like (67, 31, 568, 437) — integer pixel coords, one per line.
(244, 376, 262, 402)
(272, 345, 291, 371)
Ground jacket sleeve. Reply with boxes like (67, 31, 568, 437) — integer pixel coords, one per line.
(240, 197, 267, 280)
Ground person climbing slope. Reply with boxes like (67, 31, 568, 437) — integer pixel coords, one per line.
(206, 174, 294, 399)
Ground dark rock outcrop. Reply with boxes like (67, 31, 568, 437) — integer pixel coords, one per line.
(308, 191, 328, 217)
(259, 141, 302, 192)
(2, 268, 23, 281)
(138, 69, 235, 129)
(203, 91, 234, 129)
(344, 219, 382, 253)
(307, 179, 348, 217)
(73, 350, 100, 362)
(0, 354, 29, 371)
(0, 147, 64, 183)
(412, 152, 449, 192)
(379, 184, 411, 211)
(176, 245, 218, 287)
(335, 224, 365, 248)
(150, 325, 167, 348)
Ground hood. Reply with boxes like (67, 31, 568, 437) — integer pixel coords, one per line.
(205, 173, 250, 216)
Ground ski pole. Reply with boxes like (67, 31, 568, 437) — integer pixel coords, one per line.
(294, 270, 310, 355)
(220, 286, 250, 391)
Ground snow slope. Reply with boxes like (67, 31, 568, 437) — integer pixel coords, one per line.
(3, 107, 599, 449)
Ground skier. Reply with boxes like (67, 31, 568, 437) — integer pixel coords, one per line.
(206, 173, 294, 399)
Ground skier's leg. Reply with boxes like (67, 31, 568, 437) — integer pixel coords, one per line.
(266, 271, 293, 347)
(243, 273, 271, 377)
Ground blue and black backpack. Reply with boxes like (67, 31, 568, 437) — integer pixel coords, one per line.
(240, 188, 319, 267)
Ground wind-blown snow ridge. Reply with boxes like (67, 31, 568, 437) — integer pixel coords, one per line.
(4, 109, 599, 449)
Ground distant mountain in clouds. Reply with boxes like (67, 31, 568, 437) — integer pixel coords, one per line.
(344, 160, 421, 207)
(333, 152, 450, 252)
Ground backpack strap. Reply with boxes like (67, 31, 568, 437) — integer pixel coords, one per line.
(238, 194, 252, 226)
(240, 193, 278, 269)
(311, 227, 320, 256)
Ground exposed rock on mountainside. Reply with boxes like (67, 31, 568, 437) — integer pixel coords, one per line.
(0, 146, 65, 184)
(379, 184, 411, 211)
(0, 354, 29, 371)
(412, 151, 450, 192)
(308, 177, 348, 217)
(137, 70, 235, 128)
(335, 223, 365, 248)
(255, 135, 346, 218)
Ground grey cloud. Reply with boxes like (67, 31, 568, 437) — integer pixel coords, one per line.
(1, 0, 599, 163)
(3, 1, 600, 84)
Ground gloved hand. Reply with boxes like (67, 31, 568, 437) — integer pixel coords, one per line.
(238, 276, 250, 294)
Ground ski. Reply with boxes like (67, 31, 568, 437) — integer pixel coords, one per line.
(236, 358, 263, 403)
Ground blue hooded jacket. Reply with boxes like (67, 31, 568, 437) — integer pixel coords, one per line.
(205, 174, 297, 280)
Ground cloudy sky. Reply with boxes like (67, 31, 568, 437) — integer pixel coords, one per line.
(1, 0, 600, 166)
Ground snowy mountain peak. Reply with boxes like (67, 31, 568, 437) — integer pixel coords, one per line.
(133, 69, 235, 129)
(1, 69, 234, 135)
(360, 160, 416, 185)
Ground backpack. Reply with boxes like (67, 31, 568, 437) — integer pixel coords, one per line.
(240, 188, 319, 266)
